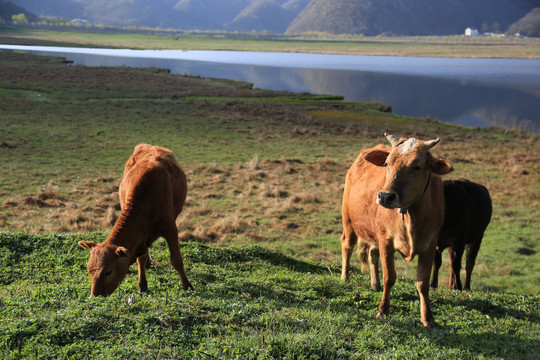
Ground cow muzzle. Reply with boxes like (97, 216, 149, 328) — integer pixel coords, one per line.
(377, 190, 400, 209)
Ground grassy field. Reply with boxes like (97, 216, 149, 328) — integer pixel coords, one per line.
(0, 51, 539, 358)
(1, 26, 540, 58)
(1, 233, 538, 359)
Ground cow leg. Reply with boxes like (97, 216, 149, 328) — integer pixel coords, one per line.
(340, 218, 358, 282)
(448, 246, 464, 291)
(137, 252, 149, 293)
(163, 224, 193, 290)
(464, 237, 482, 291)
(369, 245, 381, 292)
(417, 243, 437, 328)
(430, 249, 442, 289)
(376, 242, 396, 318)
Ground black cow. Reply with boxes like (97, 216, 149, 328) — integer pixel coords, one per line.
(431, 179, 492, 291)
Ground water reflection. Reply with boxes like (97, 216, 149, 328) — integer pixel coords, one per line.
(2, 46, 539, 132)
(162, 59, 540, 132)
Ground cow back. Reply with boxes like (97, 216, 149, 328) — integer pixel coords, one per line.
(119, 144, 187, 220)
(439, 179, 492, 249)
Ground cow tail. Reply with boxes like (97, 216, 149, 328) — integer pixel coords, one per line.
(357, 241, 370, 273)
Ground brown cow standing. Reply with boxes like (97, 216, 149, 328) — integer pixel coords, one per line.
(358, 179, 492, 293)
(341, 133, 453, 328)
(431, 179, 492, 291)
(79, 144, 193, 296)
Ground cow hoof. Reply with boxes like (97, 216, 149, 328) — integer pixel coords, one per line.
(182, 281, 194, 291)
(138, 284, 148, 293)
(448, 282, 461, 291)
(376, 309, 388, 319)
(423, 320, 438, 329)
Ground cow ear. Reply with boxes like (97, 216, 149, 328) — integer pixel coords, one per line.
(115, 246, 129, 258)
(431, 158, 453, 175)
(364, 150, 389, 167)
(78, 241, 98, 251)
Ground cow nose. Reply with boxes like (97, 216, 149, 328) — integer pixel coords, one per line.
(377, 191, 399, 208)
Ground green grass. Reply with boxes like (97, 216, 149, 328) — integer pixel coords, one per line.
(0, 51, 539, 358)
(1, 26, 540, 58)
(1, 233, 538, 359)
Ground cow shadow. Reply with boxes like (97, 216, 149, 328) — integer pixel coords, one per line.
(434, 294, 537, 322)
(397, 292, 539, 358)
(183, 242, 333, 275)
(387, 316, 539, 359)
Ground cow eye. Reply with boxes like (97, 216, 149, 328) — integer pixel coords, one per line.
(104, 270, 112, 277)
(412, 165, 422, 172)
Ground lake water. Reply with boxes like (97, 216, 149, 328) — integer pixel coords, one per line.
(1, 44, 539, 132)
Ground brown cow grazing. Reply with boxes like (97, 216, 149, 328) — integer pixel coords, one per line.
(341, 133, 453, 328)
(431, 179, 492, 291)
(79, 144, 193, 296)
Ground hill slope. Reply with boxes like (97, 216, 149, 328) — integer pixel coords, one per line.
(287, 0, 538, 35)
(11, 0, 538, 35)
(11, 0, 309, 32)
(227, 0, 310, 32)
(508, 7, 540, 37)
(0, 0, 38, 22)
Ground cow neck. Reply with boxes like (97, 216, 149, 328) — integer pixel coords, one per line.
(105, 205, 147, 259)
(398, 171, 431, 220)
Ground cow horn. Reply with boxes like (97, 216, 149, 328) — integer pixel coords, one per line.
(424, 138, 440, 149)
(384, 133, 400, 147)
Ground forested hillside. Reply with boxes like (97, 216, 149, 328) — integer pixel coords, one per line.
(6, 0, 539, 35)
(508, 7, 540, 37)
(288, 0, 538, 35)
(0, 1, 38, 23)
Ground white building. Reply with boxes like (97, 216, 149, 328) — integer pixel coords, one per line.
(465, 27, 479, 37)
(71, 19, 89, 25)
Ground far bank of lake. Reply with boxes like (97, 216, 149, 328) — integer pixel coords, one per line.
(1, 44, 539, 132)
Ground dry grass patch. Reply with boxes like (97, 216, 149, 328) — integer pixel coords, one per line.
(178, 227, 219, 244)
(0, 177, 120, 233)
(168, 156, 346, 249)
(210, 215, 257, 236)
(288, 192, 321, 205)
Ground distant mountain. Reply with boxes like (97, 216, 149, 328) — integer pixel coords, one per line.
(287, 0, 538, 36)
(6, 0, 539, 36)
(508, 7, 540, 37)
(10, 0, 84, 21)
(172, 0, 249, 30)
(0, 1, 38, 22)
(83, 0, 175, 27)
(10, 0, 309, 32)
(227, 0, 310, 32)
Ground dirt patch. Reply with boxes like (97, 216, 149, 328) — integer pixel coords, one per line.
(1, 177, 120, 233)
(4, 191, 68, 209)
(210, 216, 257, 236)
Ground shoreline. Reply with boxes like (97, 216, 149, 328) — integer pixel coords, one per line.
(2, 43, 538, 133)
(1, 27, 539, 59)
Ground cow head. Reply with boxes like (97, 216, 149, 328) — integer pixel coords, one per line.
(78, 241, 131, 297)
(365, 133, 453, 210)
